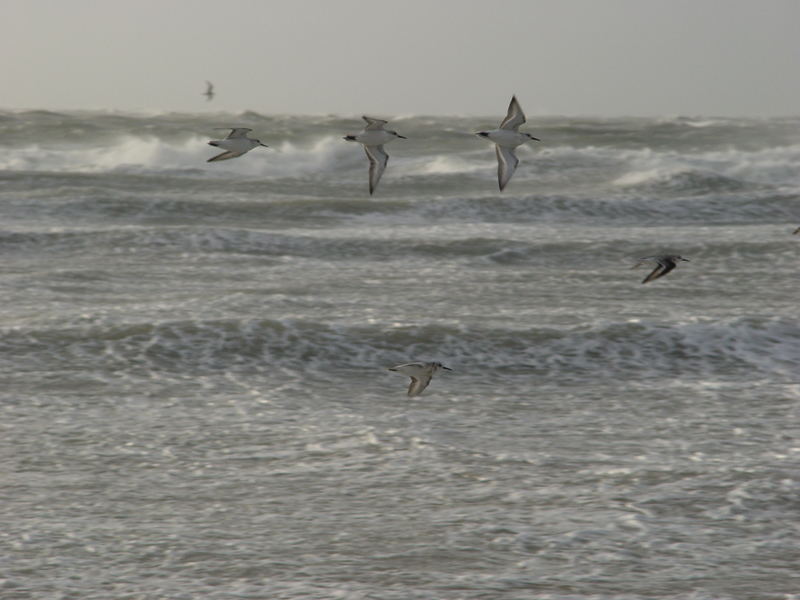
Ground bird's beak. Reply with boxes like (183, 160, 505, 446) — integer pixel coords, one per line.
(442, 366, 453, 371)
(260, 143, 269, 147)
(531, 136, 541, 141)
(398, 135, 407, 139)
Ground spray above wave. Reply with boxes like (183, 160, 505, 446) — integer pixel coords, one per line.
(2, 316, 796, 381)
(2, 111, 799, 191)
(2, 139, 795, 211)
(0, 134, 365, 179)
(612, 145, 800, 193)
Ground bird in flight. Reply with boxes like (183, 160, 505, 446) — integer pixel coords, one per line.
(203, 81, 215, 102)
(476, 95, 540, 191)
(206, 128, 268, 162)
(388, 361, 452, 397)
(631, 255, 690, 284)
(344, 116, 407, 195)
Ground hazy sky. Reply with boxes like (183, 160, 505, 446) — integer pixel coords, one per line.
(3, 0, 799, 116)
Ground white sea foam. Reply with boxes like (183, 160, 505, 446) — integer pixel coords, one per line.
(2, 315, 795, 380)
(0, 135, 209, 173)
(0, 134, 362, 178)
(413, 154, 484, 175)
(3, 118, 799, 199)
(613, 145, 800, 190)
(3, 111, 799, 599)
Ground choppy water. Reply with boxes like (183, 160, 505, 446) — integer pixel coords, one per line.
(1, 109, 799, 599)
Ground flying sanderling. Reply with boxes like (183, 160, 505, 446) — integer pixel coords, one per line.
(632, 254, 690, 284)
(344, 116, 406, 195)
(203, 81, 215, 102)
(206, 128, 268, 162)
(388, 361, 452, 397)
(476, 95, 540, 191)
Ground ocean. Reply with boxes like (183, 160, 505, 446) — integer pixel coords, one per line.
(1, 109, 798, 599)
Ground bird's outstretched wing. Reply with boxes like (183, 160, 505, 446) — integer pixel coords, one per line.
(362, 116, 388, 131)
(407, 374, 432, 397)
(642, 261, 676, 283)
(225, 128, 252, 139)
(499, 95, 526, 131)
(364, 145, 389, 195)
(207, 150, 241, 162)
(496, 145, 519, 191)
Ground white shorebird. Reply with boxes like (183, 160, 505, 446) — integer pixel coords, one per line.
(203, 81, 215, 102)
(344, 116, 407, 195)
(206, 128, 268, 162)
(632, 255, 689, 284)
(476, 95, 540, 191)
(388, 361, 452, 397)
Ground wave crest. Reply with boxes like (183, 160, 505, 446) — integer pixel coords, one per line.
(2, 316, 796, 381)
(0, 134, 362, 178)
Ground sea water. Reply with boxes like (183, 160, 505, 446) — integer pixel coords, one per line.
(0, 109, 798, 599)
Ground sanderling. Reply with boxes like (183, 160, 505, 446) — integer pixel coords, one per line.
(344, 116, 406, 195)
(388, 361, 452, 397)
(203, 81, 215, 102)
(476, 95, 540, 191)
(632, 255, 690, 284)
(206, 128, 268, 162)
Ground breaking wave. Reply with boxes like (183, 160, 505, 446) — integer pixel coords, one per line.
(0, 134, 363, 179)
(2, 111, 799, 201)
(2, 316, 797, 381)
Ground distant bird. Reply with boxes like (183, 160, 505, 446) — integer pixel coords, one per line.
(388, 361, 452, 397)
(632, 255, 690, 284)
(203, 81, 215, 102)
(344, 116, 407, 195)
(476, 95, 540, 191)
(206, 128, 268, 162)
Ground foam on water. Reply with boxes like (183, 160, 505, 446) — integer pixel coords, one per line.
(1, 110, 798, 600)
(0, 134, 364, 179)
(613, 144, 800, 191)
(1, 315, 796, 381)
(2, 111, 799, 194)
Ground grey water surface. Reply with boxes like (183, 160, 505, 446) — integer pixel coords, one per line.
(1, 110, 799, 599)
